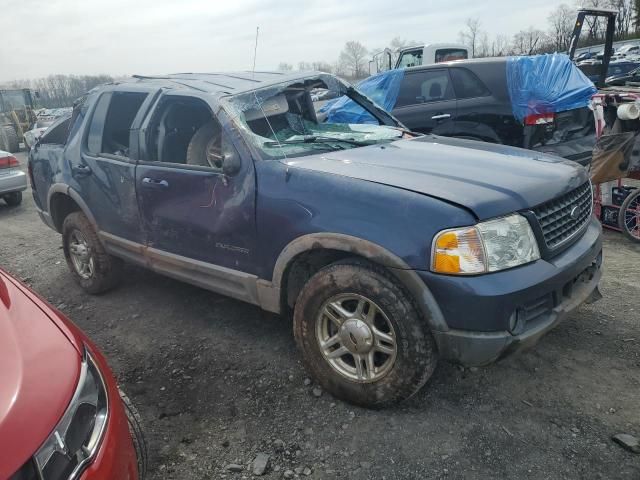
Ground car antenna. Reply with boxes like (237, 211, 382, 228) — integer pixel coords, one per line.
(249, 25, 287, 158)
(252, 26, 259, 79)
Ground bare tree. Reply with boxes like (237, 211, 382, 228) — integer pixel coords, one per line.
(477, 33, 490, 57)
(512, 28, 548, 55)
(277, 62, 293, 71)
(311, 61, 333, 73)
(492, 34, 510, 56)
(606, 0, 634, 37)
(548, 4, 574, 51)
(339, 41, 368, 79)
(3, 74, 113, 108)
(458, 18, 482, 57)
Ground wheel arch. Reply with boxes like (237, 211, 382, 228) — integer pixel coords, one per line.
(47, 184, 98, 233)
(271, 233, 448, 332)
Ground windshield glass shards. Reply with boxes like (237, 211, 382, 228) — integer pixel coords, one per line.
(221, 74, 404, 159)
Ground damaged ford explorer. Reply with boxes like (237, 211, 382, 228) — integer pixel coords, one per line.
(29, 71, 602, 407)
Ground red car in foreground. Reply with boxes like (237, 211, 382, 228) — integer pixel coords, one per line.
(0, 268, 147, 480)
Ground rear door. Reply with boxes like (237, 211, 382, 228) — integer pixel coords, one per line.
(71, 87, 158, 243)
(391, 69, 457, 135)
(449, 66, 520, 145)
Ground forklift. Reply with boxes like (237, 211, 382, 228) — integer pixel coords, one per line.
(568, 7, 620, 89)
(0, 89, 37, 153)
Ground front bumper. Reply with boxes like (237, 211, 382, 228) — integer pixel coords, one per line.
(0, 168, 27, 195)
(422, 216, 603, 366)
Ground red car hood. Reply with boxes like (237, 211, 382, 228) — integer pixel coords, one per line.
(0, 270, 82, 478)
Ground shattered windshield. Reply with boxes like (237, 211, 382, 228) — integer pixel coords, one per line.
(221, 74, 405, 159)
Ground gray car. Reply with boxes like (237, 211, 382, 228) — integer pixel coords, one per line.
(0, 150, 27, 206)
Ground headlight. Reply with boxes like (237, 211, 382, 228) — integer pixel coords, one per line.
(431, 214, 540, 275)
(33, 348, 109, 479)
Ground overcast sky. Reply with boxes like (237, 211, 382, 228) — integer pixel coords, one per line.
(1, 0, 566, 82)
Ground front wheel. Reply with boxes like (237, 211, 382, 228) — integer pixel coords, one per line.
(619, 189, 640, 243)
(119, 389, 148, 479)
(293, 260, 438, 408)
(62, 212, 123, 293)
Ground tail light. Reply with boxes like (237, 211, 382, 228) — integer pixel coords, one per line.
(0, 155, 19, 169)
(524, 113, 555, 125)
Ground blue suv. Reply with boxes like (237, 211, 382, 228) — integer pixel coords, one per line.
(29, 72, 603, 407)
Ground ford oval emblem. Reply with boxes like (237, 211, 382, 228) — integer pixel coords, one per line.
(570, 206, 580, 220)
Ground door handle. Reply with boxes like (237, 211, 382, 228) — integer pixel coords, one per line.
(141, 177, 169, 188)
(72, 164, 92, 176)
(431, 114, 451, 121)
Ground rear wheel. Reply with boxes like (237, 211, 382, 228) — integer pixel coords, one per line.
(293, 259, 438, 408)
(3, 191, 22, 206)
(619, 189, 640, 243)
(119, 389, 148, 479)
(62, 212, 123, 293)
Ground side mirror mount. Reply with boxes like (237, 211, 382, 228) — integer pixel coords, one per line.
(222, 150, 241, 177)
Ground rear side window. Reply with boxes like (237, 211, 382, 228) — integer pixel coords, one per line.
(450, 68, 491, 99)
(86, 91, 147, 157)
(435, 48, 468, 63)
(39, 117, 72, 145)
(395, 70, 454, 107)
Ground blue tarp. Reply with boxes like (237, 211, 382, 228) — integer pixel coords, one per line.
(321, 68, 405, 124)
(506, 54, 597, 122)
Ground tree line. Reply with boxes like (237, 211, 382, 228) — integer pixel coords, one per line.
(1, 75, 113, 108)
(279, 0, 640, 80)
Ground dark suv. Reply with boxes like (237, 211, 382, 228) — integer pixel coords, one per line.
(29, 71, 602, 407)
(343, 58, 596, 166)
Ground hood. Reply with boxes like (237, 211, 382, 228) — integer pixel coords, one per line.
(284, 135, 588, 220)
(0, 271, 81, 478)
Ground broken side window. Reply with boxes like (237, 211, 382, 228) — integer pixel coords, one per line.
(86, 91, 147, 157)
(144, 95, 235, 172)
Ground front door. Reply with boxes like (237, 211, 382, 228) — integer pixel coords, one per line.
(391, 69, 457, 135)
(135, 93, 257, 275)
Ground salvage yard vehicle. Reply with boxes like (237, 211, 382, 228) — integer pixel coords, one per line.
(371, 43, 471, 73)
(0, 268, 147, 479)
(29, 71, 603, 407)
(324, 54, 597, 166)
(0, 149, 27, 206)
(24, 108, 73, 149)
(0, 88, 37, 153)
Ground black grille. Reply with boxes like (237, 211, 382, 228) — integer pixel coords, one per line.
(532, 182, 592, 249)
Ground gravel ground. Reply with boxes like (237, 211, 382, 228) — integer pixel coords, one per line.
(1, 152, 639, 479)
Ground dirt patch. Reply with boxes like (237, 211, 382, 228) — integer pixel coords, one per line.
(1, 153, 639, 479)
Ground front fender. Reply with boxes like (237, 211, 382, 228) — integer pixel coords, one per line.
(269, 233, 448, 332)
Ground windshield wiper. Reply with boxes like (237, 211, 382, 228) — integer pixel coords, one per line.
(264, 135, 375, 147)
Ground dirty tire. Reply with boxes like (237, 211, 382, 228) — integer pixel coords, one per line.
(3, 191, 22, 206)
(119, 389, 148, 479)
(293, 259, 437, 408)
(618, 188, 640, 243)
(186, 120, 221, 168)
(2, 126, 20, 153)
(62, 212, 123, 294)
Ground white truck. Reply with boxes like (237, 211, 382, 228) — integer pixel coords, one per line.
(370, 43, 471, 73)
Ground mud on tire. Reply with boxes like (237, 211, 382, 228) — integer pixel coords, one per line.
(62, 211, 123, 294)
(293, 259, 438, 408)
